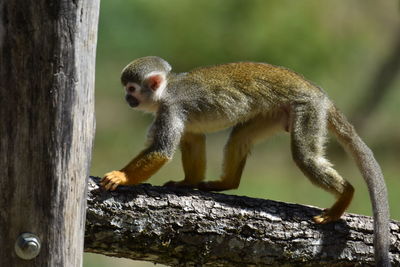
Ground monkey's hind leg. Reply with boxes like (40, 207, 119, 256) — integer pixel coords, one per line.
(164, 132, 206, 188)
(199, 113, 284, 191)
(290, 100, 354, 224)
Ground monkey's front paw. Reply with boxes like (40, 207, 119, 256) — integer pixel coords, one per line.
(100, 170, 128, 191)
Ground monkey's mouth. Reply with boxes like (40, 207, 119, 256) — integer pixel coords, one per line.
(125, 95, 139, 107)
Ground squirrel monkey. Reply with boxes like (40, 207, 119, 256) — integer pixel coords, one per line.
(101, 56, 390, 266)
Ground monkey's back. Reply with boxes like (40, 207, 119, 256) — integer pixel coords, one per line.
(169, 62, 326, 133)
(187, 62, 323, 99)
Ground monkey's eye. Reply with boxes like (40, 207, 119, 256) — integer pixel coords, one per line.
(126, 86, 136, 93)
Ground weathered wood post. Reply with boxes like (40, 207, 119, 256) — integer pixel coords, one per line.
(0, 1, 99, 266)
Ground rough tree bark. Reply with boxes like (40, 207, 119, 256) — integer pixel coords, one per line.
(85, 177, 399, 266)
(0, 1, 99, 266)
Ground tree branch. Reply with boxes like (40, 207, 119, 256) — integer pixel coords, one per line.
(85, 177, 399, 266)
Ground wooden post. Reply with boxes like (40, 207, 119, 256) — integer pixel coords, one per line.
(0, 1, 99, 266)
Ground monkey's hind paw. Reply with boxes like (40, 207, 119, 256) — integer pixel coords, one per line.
(163, 180, 196, 189)
(197, 181, 236, 192)
(313, 210, 341, 224)
(100, 170, 128, 191)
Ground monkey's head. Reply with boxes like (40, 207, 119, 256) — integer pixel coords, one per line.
(120, 56, 172, 112)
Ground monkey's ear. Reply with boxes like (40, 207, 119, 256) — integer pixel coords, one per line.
(144, 74, 165, 91)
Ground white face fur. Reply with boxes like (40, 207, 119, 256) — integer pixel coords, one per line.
(124, 72, 167, 113)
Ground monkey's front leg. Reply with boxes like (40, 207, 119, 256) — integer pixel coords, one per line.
(101, 150, 170, 190)
(102, 107, 184, 190)
(164, 132, 206, 188)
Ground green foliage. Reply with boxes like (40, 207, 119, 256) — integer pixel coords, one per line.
(88, 1, 399, 265)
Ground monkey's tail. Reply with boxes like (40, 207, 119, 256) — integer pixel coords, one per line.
(328, 104, 391, 266)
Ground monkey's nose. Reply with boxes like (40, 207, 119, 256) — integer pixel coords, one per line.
(125, 95, 139, 107)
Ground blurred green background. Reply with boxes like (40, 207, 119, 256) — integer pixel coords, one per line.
(86, 0, 400, 266)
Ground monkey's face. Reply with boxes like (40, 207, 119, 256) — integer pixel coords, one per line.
(124, 82, 142, 108)
(123, 72, 166, 113)
(124, 82, 155, 112)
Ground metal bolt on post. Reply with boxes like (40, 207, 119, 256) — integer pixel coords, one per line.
(15, 233, 41, 260)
